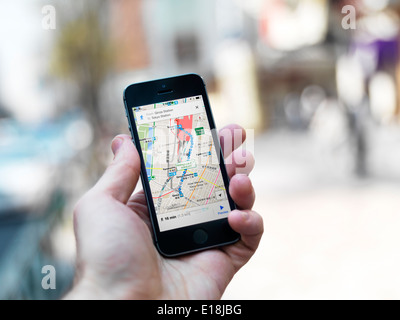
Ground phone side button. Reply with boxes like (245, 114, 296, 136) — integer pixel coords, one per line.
(193, 229, 208, 245)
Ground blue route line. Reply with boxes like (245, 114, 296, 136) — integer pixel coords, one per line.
(159, 176, 172, 195)
(176, 125, 194, 198)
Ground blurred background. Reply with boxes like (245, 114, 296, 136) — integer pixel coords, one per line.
(1, 0, 400, 299)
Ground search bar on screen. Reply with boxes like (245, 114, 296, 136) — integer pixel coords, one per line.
(135, 101, 204, 125)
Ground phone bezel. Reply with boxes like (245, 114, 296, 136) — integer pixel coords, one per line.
(123, 74, 239, 257)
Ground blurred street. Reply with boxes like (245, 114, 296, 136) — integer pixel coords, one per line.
(224, 127, 400, 299)
(1, 0, 400, 300)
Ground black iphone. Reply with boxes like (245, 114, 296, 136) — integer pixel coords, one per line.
(123, 74, 239, 257)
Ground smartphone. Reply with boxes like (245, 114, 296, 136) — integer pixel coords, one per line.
(123, 74, 239, 257)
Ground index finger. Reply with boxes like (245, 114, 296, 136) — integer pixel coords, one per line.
(219, 124, 246, 158)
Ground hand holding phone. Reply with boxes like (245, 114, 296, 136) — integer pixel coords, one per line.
(65, 74, 263, 299)
(67, 123, 263, 300)
(124, 74, 244, 256)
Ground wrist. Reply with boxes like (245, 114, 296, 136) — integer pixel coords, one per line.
(64, 276, 112, 300)
(64, 272, 161, 300)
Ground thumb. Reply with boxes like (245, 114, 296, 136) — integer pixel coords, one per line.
(92, 134, 141, 204)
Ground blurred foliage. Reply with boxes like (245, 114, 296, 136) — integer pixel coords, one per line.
(51, 10, 113, 90)
(51, 1, 115, 178)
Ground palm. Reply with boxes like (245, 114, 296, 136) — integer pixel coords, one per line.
(127, 191, 234, 299)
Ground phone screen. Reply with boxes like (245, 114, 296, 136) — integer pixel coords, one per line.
(132, 95, 231, 232)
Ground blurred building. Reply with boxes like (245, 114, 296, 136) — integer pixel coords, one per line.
(0, 2, 56, 124)
(110, 0, 149, 71)
(108, 0, 263, 131)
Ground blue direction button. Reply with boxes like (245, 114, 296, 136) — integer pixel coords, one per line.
(217, 205, 229, 215)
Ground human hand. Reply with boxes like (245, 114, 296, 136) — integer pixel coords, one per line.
(65, 124, 263, 300)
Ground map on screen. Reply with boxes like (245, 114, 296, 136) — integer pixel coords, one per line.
(133, 95, 230, 232)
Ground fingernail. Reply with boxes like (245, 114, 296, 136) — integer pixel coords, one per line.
(241, 210, 249, 221)
(111, 137, 124, 156)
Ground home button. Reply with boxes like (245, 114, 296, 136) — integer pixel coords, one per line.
(193, 229, 208, 244)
